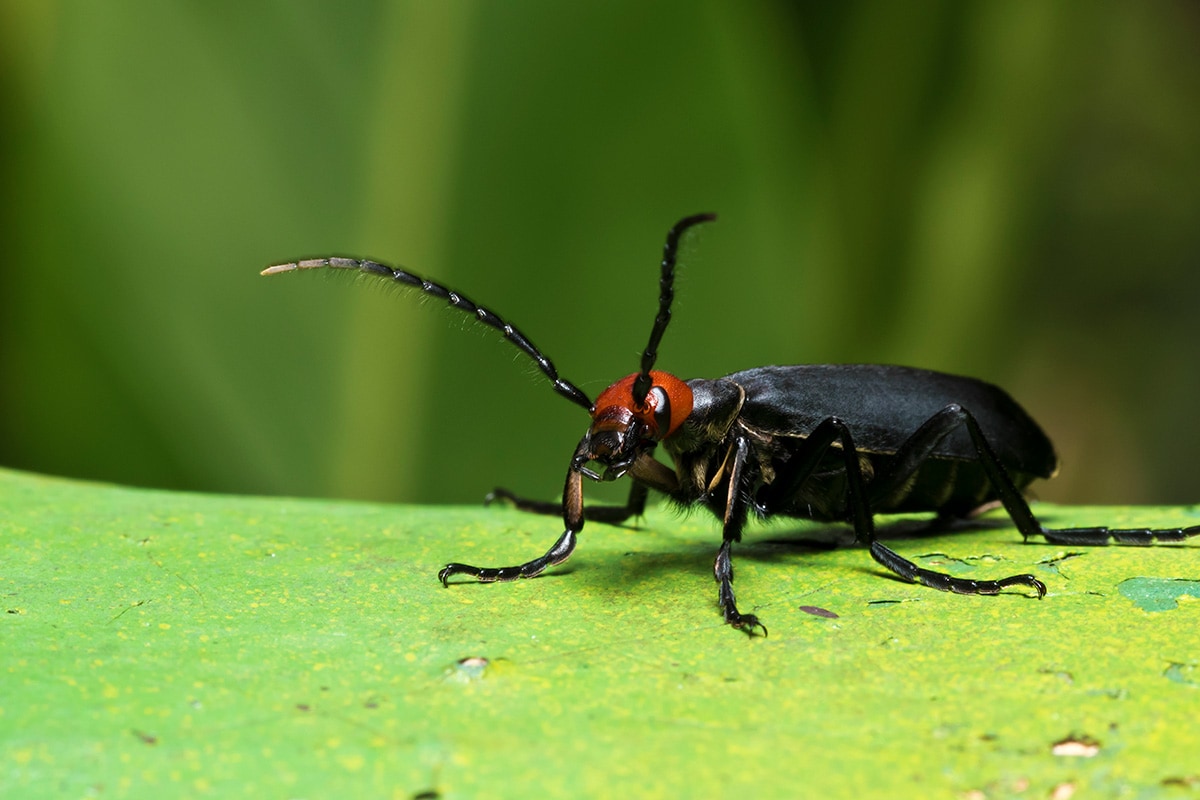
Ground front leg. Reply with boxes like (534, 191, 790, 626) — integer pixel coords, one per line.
(438, 528, 577, 584)
(485, 449, 675, 526)
(440, 440, 588, 586)
(711, 436, 767, 636)
(486, 481, 650, 525)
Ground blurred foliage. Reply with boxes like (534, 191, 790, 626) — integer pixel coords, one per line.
(2, 1, 1199, 506)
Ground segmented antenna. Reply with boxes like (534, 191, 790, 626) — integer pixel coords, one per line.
(631, 213, 717, 407)
(261, 257, 593, 411)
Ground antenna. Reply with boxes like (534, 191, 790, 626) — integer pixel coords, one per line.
(262, 257, 593, 411)
(630, 213, 717, 407)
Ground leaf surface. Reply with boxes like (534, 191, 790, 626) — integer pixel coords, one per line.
(3, 468, 1199, 797)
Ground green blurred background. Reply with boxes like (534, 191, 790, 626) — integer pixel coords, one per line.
(2, 1, 1199, 507)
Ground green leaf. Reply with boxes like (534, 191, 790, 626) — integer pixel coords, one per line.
(3, 467, 1200, 797)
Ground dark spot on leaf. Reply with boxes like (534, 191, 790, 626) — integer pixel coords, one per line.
(411, 791, 441, 800)
(1162, 775, 1200, 788)
(798, 605, 838, 619)
(132, 729, 157, 745)
(296, 704, 310, 712)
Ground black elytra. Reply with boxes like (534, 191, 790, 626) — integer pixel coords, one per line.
(264, 214, 1200, 635)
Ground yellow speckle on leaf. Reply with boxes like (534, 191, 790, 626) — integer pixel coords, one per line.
(339, 753, 366, 772)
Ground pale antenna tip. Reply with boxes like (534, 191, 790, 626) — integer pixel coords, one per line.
(260, 262, 298, 276)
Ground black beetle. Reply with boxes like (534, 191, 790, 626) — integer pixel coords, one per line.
(265, 213, 1199, 635)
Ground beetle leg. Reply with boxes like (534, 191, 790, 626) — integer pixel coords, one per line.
(625, 450, 681, 495)
(486, 449, 676, 526)
(764, 415, 1048, 598)
(437, 526, 578, 584)
(439, 441, 588, 585)
(714, 540, 766, 636)
(1039, 526, 1200, 545)
(867, 539, 1046, 595)
(484, 488, 561, 516)
(941, 405, 1200, 546)
(486, 481, 651, 525)
(711, 435, 767, 636)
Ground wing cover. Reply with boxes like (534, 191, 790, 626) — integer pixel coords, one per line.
(722, 364, 1057, 479)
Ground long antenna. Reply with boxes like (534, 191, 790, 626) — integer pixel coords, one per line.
(631, 213, 717, 407)
(262, 257, 593, 411)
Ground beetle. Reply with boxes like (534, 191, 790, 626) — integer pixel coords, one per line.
(264, 213, 1199, 635)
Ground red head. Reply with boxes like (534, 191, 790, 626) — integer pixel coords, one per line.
(575, 371, 693, 480)
(592, 371, 693, 439)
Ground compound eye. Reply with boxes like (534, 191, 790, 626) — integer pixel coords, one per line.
(645, 372, 693, 439)
(649, 386, 672, 436)
(592, 370, 694, 441)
